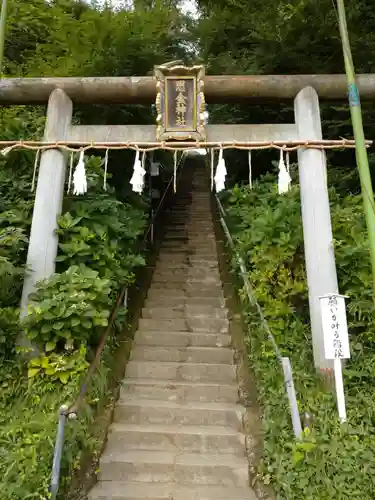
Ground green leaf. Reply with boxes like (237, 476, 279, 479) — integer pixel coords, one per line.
(27, 367, 40, 378)
(45, 341, 56, 352)
(41, 324, 52, 334)
(70, 317, 80, 327)
(58, 372, 70, 384)
(53, 321, 64, 331)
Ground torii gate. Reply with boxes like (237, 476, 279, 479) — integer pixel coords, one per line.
(2, 71, 374, 373)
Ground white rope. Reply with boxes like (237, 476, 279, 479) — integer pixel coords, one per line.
(173, 150, 177, 193)
(67, 152, 74, 194)
(248, 150, 252, 190)
(286, 151, 290, 174)
(103, 148, 109, 190)
(210, 149, 214, 191)
(31, 149, 40, 192)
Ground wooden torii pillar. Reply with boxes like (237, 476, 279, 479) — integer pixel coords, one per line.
(20, 89, 72, 316)
(294, 87, 338, 372)
(5, 73, 367, 371)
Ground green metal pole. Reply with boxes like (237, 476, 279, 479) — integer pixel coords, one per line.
(336, 0, 375, 298)
(0, 0, 8, 76)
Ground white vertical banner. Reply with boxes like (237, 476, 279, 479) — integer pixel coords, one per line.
(319, 294, 350, 423)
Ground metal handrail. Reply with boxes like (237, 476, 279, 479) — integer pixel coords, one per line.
(49, 152, 188, 500)
(215, 195, 303, 440)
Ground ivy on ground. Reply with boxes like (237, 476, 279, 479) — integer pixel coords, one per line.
(223, 172, 375, 499)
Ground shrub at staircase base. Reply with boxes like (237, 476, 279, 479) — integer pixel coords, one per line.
(24, 265, 113, 354)
(223, 173, 375, 499)
(0, 154, 148, 499)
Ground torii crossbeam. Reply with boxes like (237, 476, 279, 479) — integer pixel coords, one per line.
(1, 74, 375, 104)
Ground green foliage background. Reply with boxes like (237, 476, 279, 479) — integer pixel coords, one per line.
(222, 171, 375, 499)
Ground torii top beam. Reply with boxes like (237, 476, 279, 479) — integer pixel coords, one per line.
(1, 74, 375, 104)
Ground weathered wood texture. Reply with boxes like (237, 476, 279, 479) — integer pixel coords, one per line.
(294, 86, 339, 373)
(21, 89, 73, 316)
(1, 74, 375, 104)
(67, 124, 298, 143)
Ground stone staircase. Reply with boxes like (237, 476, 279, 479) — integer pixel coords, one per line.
(88, 164, 258, 500)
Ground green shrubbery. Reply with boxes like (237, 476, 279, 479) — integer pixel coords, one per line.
(223, 172, 375, 499)
(0, 147, 148, 498)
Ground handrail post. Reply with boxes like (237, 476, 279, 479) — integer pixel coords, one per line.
(50, 406, 68, 500)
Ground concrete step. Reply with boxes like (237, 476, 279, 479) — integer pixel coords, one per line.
(160, 244, 217, 252)
(120, 379, 239, 404)
(114, 399, 244, 430)
(187, 317, 229, 333)
(152, 273, 221, 283)
(106, 423, 245, 455)
(137, 318, 188, 331)
(134, 331, 231, 348)
(97, 450, 249, 486)
(148, 286, 224, 299)
(156, 257, 189, 264)
(152, 268, 220, 277)
(164, 233, 189, 240)
(150, 277, 222, 287)
(89, 482, 257, 500)
(137, 317, 229, 333)
(125, 361, 236, 383)
(144, 296, 226, 308)
(185, 304, 228, 318)
(141, 306, 186, 318)
(152, 262, 219, 271)
(141, 306, 227, 319)
(189, 258, 219, 265)
(130, 346, 234, 364)
(158, 246, 190, 253)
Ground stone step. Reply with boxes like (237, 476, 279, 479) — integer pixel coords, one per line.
(163, 227, 188, 232)
(144, 296, 226, 308)
(120, 379, 239, 403)
(163, 233, 215, 239)
(114, 399, 244, 430)
(156, 256, 189, 264)
(164, 233, 189, 239)
(134, 331, 231, 348)
(141, 306, 227, 319)
(153, 261, 219, 270)
(137, 318, 188, 331)
(151, 271, 220, 280)
(125, 361, 236, 383)
(185, 304, 227, 317)
(160, 244, 217, 251)
(130, 346, 234, 364)
(158, 246, 190, 253)
(106, 423, 245, 455)
(89, 482, 257, 500)
(187, 253, 219, 260)
(187, 317, 229, 333)
(150, 277, 222, 287)
(97, 450, 249, 486)
(147, 286, 223, 299)
(137, 317, 229, 333)
(189, 258, 219, 265)
(152, 267, 220, 276)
